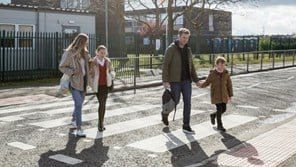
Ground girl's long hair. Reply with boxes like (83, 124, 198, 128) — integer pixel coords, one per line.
(66, 33, 89, 57)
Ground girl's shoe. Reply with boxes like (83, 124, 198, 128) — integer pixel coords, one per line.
(76, 129, 86, 137)
(98, 127, 106, 132)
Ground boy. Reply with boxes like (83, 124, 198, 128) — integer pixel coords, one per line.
(198, 56, 233, 132)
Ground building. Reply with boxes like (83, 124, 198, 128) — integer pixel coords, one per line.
(0, 3, 96, 73)
(125, 7, 232, 53)
(0, 3, 95, 34)
(11, 0, 126, 57)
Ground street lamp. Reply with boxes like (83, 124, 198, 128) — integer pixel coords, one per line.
(105, 0, 108, 48)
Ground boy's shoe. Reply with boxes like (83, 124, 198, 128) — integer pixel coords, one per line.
(76, 129, 86, 137)
(217, 127, 226, 132)
(210, 114, 216, 125)
(71, 121, 77, 129)
(161, 113, 169, 126)
(182, 125, 195, 134)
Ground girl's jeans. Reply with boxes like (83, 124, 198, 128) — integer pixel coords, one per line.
(71, 87, 86, 127)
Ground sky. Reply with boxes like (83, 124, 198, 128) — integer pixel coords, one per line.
(0, 0, 295, 35)
(225, 0, 296, 35)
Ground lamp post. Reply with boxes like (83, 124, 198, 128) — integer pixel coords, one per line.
(105, 0, 108, 48)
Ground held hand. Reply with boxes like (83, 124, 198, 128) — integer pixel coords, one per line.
(163, 82, 170, 89)
(228, 97, 232, 103)
(196, 81, 203, 88)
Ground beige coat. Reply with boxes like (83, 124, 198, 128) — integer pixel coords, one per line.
(59, 49, 91, 92)
(88, 57, 115, 93)
(201, 69, 233, 104)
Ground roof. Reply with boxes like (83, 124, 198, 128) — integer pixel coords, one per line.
(0, 3, 95, 15)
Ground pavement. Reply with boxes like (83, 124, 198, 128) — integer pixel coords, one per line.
(0, 67, 296, 167)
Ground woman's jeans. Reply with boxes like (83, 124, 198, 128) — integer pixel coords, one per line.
(71, 87, 86, 127)
(170, 80, 192, 125)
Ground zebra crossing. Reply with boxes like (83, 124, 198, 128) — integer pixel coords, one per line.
(0, 84, 295, 166)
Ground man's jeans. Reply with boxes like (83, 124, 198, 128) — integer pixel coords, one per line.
(170, 80, 192, 125)
(71, 87, 86, 127)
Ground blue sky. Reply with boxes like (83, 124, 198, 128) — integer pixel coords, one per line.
(1, 0, 295, 35)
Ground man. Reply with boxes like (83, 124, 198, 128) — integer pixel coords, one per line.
(162, 28, 199, 134)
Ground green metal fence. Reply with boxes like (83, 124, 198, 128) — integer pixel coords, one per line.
(1, 30, 296, 90)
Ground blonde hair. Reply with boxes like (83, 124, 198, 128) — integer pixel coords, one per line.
(178, 28, 190, 36)
(96, 45, 108, 56)
(96, 45, 107, 51)
(215, 56, 226, 65)
(66, 33, 89, 54)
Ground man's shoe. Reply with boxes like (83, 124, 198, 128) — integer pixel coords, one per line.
(210, 114, 215, 125)
(182, 125, 195, 134)
(217, 127, 226, 132)
(71, 121, 77, 129)
(161, 113, 169, 126)
(76, 129, 86, 137)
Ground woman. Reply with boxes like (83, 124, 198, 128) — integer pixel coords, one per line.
(59, 33, 90, 137)
(89, 45, 115, 132)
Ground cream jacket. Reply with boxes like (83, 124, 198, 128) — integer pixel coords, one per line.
(88, 57, 115, 93)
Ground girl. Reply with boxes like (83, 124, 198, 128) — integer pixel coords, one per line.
(59, 33, 90, 137)
(89, 45, 115, 132)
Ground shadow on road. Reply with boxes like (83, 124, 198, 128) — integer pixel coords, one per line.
(163, 127, 216, 167)
(163, 127, 264, 167)
(38, 129, 109, 167)
(214, 132, 264, 166)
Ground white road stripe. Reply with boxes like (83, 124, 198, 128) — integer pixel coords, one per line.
(49, 154, 83, 165)
(84, 109, 206, 139)
(7, 142, 36, 150)
(29, 104, 159, 128)
(236, 105, 259, 109)
(0, 100, 74, 115)
(0, 102, 120, 122)
(191, 118, 296, 167)
(127, 114, 257, 153)
(192, 93, 208, 99)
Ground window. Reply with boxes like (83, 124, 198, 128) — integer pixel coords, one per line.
(18, 25, 33, 48)
(209, 14, 214, 32)
(174, 14, 183, 25)
(60, 0, 90, 9)
(0, 24, 34, 48)
(62, 25, 80, 34)
(0, 24, 15, 47)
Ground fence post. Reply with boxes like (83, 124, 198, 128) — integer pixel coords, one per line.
(55, 32, 59, 76)
(1, 30, 5, 82)
(133, 33, 140, 94)
(231, 53, 233, 75)
(283, 51, 285, 67)
(247, 53, 249, 72)
(293, 50, 295, 66)
(260, 51, 263, 70)
(272, 51, 275, 69)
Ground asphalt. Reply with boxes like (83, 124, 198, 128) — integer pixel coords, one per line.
(0, 67, 296, 167)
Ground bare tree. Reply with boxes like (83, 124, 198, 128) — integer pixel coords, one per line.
(125, 0, 255, 44)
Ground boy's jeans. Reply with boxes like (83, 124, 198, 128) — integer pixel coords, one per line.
(170, 80, 192, 125)
(71, 87, 86, 127)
